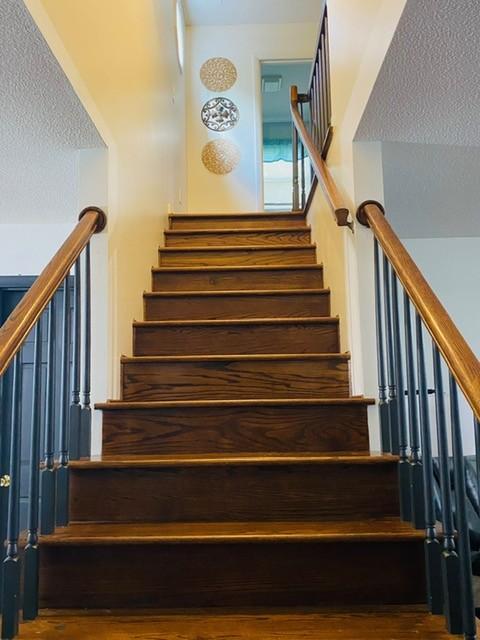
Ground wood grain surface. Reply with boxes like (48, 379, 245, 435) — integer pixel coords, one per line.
(164, 227, 312, 246)
(99, 398, 370, 455)
(169, 212, 307, 230)
(132, 318, 340, 356)
(152, 265, 325, 291)
(19, 608, 463, 640)
(121, 354, 351, 401)
(143, 289, 331, 320)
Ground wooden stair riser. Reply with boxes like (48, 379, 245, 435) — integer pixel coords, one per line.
(121, 357, 350, 401)
(164, 229, 312, 247)
(133, 320, 340, 357)
(101, 402, 370, 456)
(169, 213, 307, 230)
(40, 539, 425, 609)
(158, 247, 317, 267)
(69, 461, 399, 523)
(144, 291, 331, 320)
(152, 266, 324, 292)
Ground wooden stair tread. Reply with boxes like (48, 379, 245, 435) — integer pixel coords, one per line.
(160, 244, 316, 252)
(96, 397, 375, 409)
(144, 288, 330, 297)
(42, 518, 423, 545)
(120, 353, 350, 363)
(165, 226, 311, 234)
(18, 607, 462, 640)
(152, 264, 323, 273)
(133, 317, 339, 327)
(169, 212, 305, 219)
(71, 452, 395, 468)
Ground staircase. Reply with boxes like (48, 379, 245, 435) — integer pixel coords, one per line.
(26, 211, 456, 638)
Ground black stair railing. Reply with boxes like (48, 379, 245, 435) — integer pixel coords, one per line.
(0, 207, 106, 639)
(357, 203, 480, 640)
(290, 5, 480, 636)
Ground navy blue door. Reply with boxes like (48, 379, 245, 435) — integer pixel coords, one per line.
(0, 278, 72, 533)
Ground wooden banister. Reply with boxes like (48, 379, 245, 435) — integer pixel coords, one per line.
(357, 201, 480, 421)
(0, 207, 106, 377)
(290, 86, 350, 227)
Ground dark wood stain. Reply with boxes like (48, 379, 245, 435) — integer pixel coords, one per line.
(121, 355, 351, 401)
(35, 208, 432, 635)
(39, 536, 425, 608)
(69, 457, 399, 523)
(132, 318, 340, 356)
(152, 265, 324, 292)
(164, 228, 312, 247)
(158, 246, 317, 267)
(169, 212, 307, 230)
(100, 400, 370, 455)
(143, 289, 331, 320)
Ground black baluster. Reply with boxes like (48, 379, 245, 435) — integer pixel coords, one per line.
(416, 315, 442, 614)
(80, 243, 92, 458)
(310, 86, 317, 148)
(292, 122, 300, 211)
(383, 258, 399, 454)
(391, 272, 411, 521)
(432, 346, 463, 634)
(314, 63, 322, 148)
(320, 34, 328, 146)
(23, 322, 43, 620)
(324, 14, 332, 126)
(69, 257, 81, 460)
(474, 416, 480, 503)
(449, 375, 476, 640)
(0, 368, 9, 606)
(404, 296, 425, 528)
(40, 299, 56, 534)
(56, 278, 71, 526)
(1, 353, 22, 640)
(374, 241, 390, 452)
(300, 139, 306, 209)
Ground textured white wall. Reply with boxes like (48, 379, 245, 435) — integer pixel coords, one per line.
(357, 0, 480, 147)
(0, 0, 104, 224)
(186, 22, 317, 212)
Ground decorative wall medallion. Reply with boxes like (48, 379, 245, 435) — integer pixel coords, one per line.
(201, 139, 240, 175)
(200, 57, 237, 92)
(201, 97, 239, 132)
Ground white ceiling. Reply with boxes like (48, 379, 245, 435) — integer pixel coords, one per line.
(0, 0, 104, 224)
(184, 0, 322, 26)
(356, 0, 480, 146)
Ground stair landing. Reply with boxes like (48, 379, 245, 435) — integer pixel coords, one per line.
(20, 608, 459, 639)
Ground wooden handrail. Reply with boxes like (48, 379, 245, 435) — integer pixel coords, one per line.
(0, 207, 106, 377)
(357, 201, 480, 422)
(290, 86, 350, 227)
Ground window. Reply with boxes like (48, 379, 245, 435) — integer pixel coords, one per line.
(175, 1, 185, 73)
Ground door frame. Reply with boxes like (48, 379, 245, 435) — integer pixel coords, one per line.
(254, 57, 312, 212)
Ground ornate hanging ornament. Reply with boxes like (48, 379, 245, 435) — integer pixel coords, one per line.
(200, 57, 237, 92)
(201, 97, 239, 132)
(201, 139, 240, 175)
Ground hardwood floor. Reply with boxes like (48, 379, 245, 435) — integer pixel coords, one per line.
(21, 608, 458, 640)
